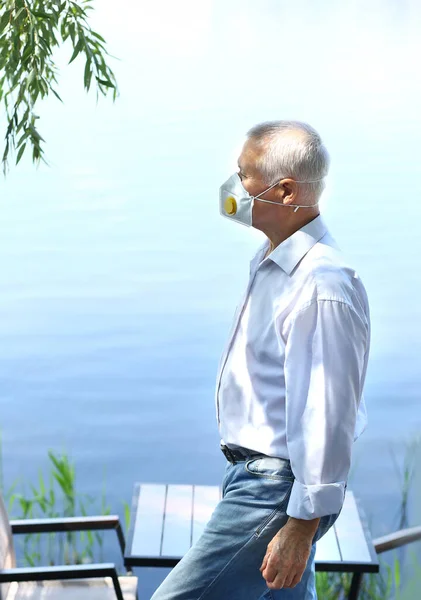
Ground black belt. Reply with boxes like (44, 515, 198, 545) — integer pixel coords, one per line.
(220, 442, 264, 463)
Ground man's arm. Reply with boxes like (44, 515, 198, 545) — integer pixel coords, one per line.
(283, 516, 321, 538)
(283, 298, 369, 520)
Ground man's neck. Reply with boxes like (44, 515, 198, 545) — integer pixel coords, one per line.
(263, 212, 320, 255)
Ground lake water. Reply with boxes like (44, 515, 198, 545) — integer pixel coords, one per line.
(1, 1, 421, 596)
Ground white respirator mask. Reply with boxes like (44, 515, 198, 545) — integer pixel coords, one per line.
(219, 173, 323, 227)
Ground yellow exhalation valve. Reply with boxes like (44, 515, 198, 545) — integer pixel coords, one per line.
(224, 196, 237, 215)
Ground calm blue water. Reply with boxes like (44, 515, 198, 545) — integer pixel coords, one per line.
(1, 0, 421, 596)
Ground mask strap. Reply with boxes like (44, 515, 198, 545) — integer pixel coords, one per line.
(253, 177, 324, 213)
(255, 176, 324, 199)
(254, 180, 281, 200)
(256, 197, 320, 212)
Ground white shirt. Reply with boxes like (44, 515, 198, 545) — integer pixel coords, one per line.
(215, 214, 370, 520)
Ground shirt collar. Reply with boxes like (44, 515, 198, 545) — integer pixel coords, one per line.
(258, 214, 329, 276)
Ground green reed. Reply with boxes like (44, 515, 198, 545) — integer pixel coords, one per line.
(0, 437, 131, 570)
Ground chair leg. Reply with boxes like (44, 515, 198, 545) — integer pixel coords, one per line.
(348, 572, 363, 599)
(111, 572, 125, 600)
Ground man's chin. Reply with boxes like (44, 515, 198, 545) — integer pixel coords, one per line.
(251, 221, 267, 235)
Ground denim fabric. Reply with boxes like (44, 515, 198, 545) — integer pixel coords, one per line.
(151, 451, 346, 600)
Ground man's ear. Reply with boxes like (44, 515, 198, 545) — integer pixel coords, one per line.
(279, 179, 298, 202)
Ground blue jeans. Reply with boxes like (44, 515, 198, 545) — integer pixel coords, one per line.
(151, 450, 344, 599)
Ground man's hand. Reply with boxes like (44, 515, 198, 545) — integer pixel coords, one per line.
(259, 517, 320, 590)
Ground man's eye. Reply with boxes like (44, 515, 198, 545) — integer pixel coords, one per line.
(238, 170, 246, 180)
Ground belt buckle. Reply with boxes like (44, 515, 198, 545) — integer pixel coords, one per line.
(220, 443, 237, 463)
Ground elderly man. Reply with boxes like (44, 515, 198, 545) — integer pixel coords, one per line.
(151, 120, 370, 600)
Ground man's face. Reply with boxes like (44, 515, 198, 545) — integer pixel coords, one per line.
(237, 138, 286, 229)
(237, 138, 272, 196)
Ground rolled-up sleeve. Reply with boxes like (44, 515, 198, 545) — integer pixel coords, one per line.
(284, 299, 369, 520)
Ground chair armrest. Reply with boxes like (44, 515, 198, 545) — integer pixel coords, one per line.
(0, 563, 125, 600)
(373, 525, 421, 554)
(10, 516, 126, 557)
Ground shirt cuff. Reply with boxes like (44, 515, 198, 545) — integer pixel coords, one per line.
(286, 479, 347, 520)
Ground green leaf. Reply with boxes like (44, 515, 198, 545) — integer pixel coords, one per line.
(38, 78, 49, 96)
(22, 43, 34, 63)
(38, 36, 52, 54)
(0, 54, 9, 70)
(84, 57, 92, 89)
(70, 1, 88, 17)
(2, 143, 10, 165)
(17, 129, 30, 147)
(86, 69, 93, 91)
(32, 11, 54, 20)
(51, 88, 63, 103)
(32, 87, 40, 104)
(96, 55, 108, 77)
(90, 31, 106, 43)
(28, 124, 45, 143)
(95, 77, 114, 88)
(69, 22, 76, 45)
(68, 38, 83, 64)
(16, 143, 26, 165)
(14, 7, 27, 21)
(0, 10, 12, 33)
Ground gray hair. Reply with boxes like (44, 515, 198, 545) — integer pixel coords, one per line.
(246, 120, 330, 202)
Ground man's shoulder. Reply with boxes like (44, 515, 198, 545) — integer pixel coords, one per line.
(297, 234, 369, 312)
